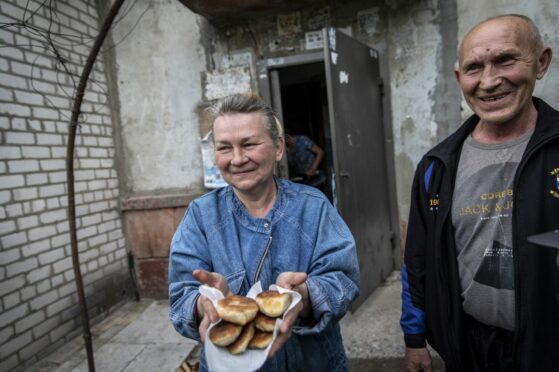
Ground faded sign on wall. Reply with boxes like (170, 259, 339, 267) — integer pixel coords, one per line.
(202, 66, 252, 101)
(357, 8, 381, 38)
(277, 12, 302, 35)
(305, 30, 324, 49)
(221, 51, 253, 69)
(200, 131, 227, 189)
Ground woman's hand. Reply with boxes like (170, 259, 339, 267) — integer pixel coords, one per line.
(268, 272, 309, 358)
(192, 269, 232, 342)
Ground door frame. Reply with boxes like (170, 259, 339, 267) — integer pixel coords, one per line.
(257, 49, 399, 243)
(257, 52, 324, 179)
(257, 52, 323, 107)
(257, 40, 402, 300)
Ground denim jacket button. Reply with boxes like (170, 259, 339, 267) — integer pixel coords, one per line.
(264, 223, 269, 228)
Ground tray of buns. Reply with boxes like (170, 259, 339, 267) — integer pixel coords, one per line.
(199, 282, 302, 372)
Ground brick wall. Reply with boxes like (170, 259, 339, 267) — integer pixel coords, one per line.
(0, 1, 132, 370)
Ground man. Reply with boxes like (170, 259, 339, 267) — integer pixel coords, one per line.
(401, 14, 559, 371)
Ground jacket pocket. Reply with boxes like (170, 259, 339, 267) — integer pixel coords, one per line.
(225, 270, 246, 295)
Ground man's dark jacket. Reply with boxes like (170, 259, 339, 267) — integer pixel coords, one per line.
(400, 97, 559, 371)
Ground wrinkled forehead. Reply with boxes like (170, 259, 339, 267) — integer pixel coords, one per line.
(460, 17, 532, 61)
(212, 112, 269, 139)
(213, 112, 265, 129)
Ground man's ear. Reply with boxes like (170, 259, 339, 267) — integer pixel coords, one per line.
(536, 47, 553, 79)
(454, 65, 461, 82)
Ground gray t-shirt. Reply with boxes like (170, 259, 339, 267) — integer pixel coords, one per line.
(452, 128, 533, 330)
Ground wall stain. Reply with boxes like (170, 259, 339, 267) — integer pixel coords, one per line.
(395, 152, 415, 223)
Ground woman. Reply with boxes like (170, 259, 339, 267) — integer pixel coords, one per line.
(168, 93, 360, 371)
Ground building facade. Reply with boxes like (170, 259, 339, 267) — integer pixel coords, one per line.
(1, 0, 558, 370)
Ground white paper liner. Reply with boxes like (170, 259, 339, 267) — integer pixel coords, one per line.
(199, 282, 302, 372)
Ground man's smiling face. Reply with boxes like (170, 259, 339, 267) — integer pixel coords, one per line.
(455, 17, 543, 127)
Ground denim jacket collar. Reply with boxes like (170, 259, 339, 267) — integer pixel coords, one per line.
(227, 177, 288, 234)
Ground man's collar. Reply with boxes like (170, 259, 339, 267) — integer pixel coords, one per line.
(427, 96, 559, 162)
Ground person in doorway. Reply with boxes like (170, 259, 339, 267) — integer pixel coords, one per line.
(168, 93, 360, 371)
(400, 14, 559, 371)
(286, 133, 326, 187)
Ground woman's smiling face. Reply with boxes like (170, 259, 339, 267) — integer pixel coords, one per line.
(213, 112, 284, 196)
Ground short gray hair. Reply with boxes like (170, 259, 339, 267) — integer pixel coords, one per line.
(207, 93, 283, 145)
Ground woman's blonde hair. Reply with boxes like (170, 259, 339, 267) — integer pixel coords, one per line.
(207, 93, 283, 145)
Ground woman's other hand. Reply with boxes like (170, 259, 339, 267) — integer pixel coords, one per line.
(268, 272, 309, 357)
(193, 269, 232, 342)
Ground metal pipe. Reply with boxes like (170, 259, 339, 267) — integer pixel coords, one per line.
(66, 1, 126, 370)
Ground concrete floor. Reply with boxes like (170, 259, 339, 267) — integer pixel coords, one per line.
(340, 271, 443, 371)
(27, 270, 443, 372)
(27, 300, 197, 372)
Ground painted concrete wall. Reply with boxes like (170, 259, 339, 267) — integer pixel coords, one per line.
(108, 0, 559, 248)
(386, 0, 448, 224)
(105, 0, 559, 215)
(106, 0, 442, 231)
(107, 0, 559, 233)
(110, 0, 206, 194)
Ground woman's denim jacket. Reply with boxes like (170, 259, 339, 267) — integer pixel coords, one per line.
(169, 179, 360, 371)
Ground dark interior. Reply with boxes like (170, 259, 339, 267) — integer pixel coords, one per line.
(275, 62, 333, 200)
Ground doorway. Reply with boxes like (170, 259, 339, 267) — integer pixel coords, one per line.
(276, 62, 333, 201)
(257, 29, 396, 309)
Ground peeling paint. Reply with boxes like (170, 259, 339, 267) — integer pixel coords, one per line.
(395, 152, 416, 221)
(346, 133, 353, 146)
(203, 66, 252, 101)
(433, 0, 460, 142)
(328, 28, 336, 50)
(331, 51, 338, 64)
(267, 58, 285, 67)
(339, 71, 349, 84)
(401, 116, 416, 135)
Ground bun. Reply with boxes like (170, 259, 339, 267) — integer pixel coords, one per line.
(209, 321, 242, 346)
(216, 295, 259, 325)
(254, 312, 277, 332)
(227, 322, 255, 354)
(255, 290, 291, 317)
(249, 330, 273, 349)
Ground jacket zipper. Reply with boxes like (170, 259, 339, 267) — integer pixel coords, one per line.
(510, 133, 559, 368)
(254, 236, 272, 283)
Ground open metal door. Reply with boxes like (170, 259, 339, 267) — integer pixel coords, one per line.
(323, 28, 394, 309)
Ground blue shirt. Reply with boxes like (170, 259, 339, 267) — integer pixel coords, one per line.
(168, 178, 360, 371)
(288, 135, 317, 176)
